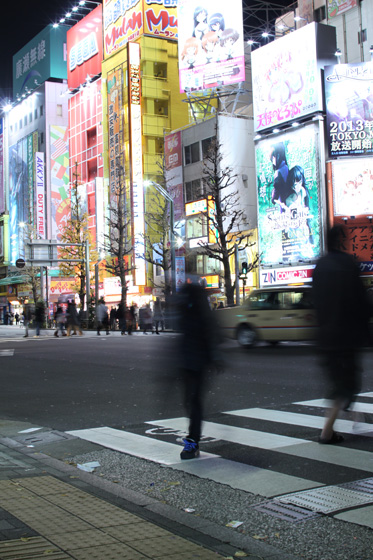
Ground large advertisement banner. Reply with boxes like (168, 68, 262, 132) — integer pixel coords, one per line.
(143, 1, 178, 40)
(67, 5, 103, 90)
(252, 23, 324, 132)
(0, 121, 4, 215)
(104, 0, 178, 58)
(165, 131, 183, 222)
(256, 124, 321, 266)
(35, 152, 46, 239)
(50, 126, 69, 241)
(107, 67, 124, 203)
(177, 0, 245, 93)
(324, 62, 373, 158)
(328, 0, 357, 19)
(9, 139, 29, 264)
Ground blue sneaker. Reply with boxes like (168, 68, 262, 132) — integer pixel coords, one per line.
(180, 438, 200, 460)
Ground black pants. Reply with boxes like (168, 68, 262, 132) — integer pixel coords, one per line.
(183, 369, 205, 444)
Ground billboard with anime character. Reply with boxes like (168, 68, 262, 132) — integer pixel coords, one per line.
(256, 124, 322, 267)
(177, 0, 245, 93)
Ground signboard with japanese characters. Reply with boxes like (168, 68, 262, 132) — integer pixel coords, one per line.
(324, 62, 373, 158)
(327, 0, 357, 19)
(12, 26, 67, 97)
(252, 23, 336, 132)
(256, 123, 322, 267)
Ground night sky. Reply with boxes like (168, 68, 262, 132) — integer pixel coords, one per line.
(0, 0, 290, 102)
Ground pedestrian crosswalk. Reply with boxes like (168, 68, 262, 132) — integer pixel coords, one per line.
(67, 392, 373, 499)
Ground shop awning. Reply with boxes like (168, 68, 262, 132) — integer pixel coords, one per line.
(0, 275, 30, 286)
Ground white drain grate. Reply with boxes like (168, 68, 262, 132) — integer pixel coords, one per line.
(278, 485, 373, 514)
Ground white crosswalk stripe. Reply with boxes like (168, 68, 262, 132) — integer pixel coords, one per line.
(68, 393, 373, 498)
(0, 349, 14, 356)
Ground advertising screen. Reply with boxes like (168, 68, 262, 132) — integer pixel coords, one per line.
(0, 121, 3, 214)
(9, 139, 29, 264)
(324, 62, 373, 158)
(252, 23, 325, 132)
(177, 0, 245, 93)
(67, 5, 103, 90)
(256, 124, 321, 266)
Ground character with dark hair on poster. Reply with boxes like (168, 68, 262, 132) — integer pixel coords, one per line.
(286, 164, 314, 245)
(192, 6, 208, 41)
(208, 13, 225, 37)
(270, 142, 289, 211)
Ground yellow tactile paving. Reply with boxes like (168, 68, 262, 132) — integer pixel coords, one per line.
(0, 536, 71, 560)
(68, 543, 149, 560)
(0, 476, 225, 559)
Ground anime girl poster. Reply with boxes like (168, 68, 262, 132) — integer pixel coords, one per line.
(177, 0, 245, 93)
(256, 124, 322, 266)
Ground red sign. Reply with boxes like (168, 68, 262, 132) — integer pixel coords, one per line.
(67, 5, 103, 90)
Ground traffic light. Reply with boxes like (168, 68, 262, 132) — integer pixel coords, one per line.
(242, 262, 248, 275)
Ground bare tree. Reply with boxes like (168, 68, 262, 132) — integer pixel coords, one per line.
(197, 134, 258, 306)
(102, 168, 134, 307)
(142, 161, 173, 297)
(58, 163, 96, 311)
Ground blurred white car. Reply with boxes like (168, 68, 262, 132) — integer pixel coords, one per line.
(216, 286, 317, 348)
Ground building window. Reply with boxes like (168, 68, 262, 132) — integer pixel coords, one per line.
(24, 116, 27, 127)
(40, 105, 44, 117)
(87, 193, 95, 215)
(19, 119, 23, 129)
(185, 179, 204, 202)
(196, 255, 220, 275)
(202, 137, 214, 158)
(29, 113, 33, 124)
(87, 127, 97, 148)
(40, 132, 44, 145)
(87, 158, 97, 182)
(57, 104, 63, 117)
(187, 216, 206, 239)
(184, 142, 200, 165)
(34, 109, 38, 120)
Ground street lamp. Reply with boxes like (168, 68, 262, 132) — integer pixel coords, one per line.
(144, 181, 176, 295)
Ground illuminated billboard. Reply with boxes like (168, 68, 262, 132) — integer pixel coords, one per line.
(177, 0, 245, 93)
(256, 124, 321, 267)
(129, 42, 146, 286)
(50, 126, 69, 241)
(104, 0, 178, 59)
(67, 5, 103, 90)
(0, 120, 3, 214)
(165, 131, 184, 222)
(324, 62, 373, 158)
(328, 0, 357, 19)
(331, 159, 373, 217)
(13, 26, 67, 97)
(252, 23, 336, 132)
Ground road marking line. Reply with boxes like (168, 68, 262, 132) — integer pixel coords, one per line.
(66, 426, 218, 465)
(224, 408, 373, 435)
(146, 417, 307, 449)
(67, 426, 321, 497)
(147, 417, 373, 472)
(0, 349, 14, 356)
(295, 399, 373, 414)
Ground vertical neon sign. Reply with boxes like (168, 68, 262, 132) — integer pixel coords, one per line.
(129, 42, 145, 286)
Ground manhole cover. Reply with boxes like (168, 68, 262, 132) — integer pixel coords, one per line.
(278, 486, 373, 514)
(252, 500, 319, 523)
(14, 431, 71, 446)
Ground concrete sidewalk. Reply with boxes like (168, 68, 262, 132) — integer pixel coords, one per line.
(0, 420, 298, 560)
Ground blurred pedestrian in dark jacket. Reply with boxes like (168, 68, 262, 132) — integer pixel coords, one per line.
(117, 303, 126, 335)
(34, 301, 44, 337)
(66, 301, 83, 336)
(313, 226, 371, 444)
(177, 277, 223, 459)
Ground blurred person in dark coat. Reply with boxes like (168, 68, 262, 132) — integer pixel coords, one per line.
(313, 226, 371, 444)
(177, 277, 223, 459)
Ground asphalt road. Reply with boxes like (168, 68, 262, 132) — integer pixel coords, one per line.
(0, 326, 328, 430)
(1, 325, 373, 488)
